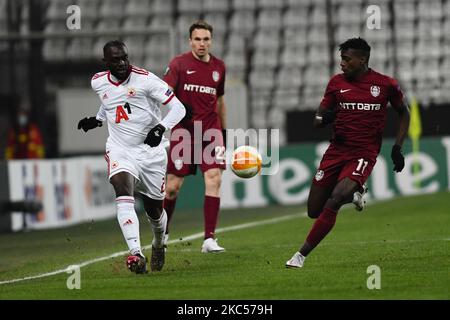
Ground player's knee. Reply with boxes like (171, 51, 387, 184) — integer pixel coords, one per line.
(145, 206, 162, 219)
(205, 170, 222, 189)
(165, 182, 181, 199)
(110, 183, 132, 198)
(307, 210, 321, 219)
(326, 195, 345, 210)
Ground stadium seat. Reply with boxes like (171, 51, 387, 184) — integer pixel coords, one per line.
(203, 13, 228, 36)
(276, 66, 302, 89)
(152, 0, 173, 14)
(282, 8, 309, 28)
(394, 1, 415, 21)
(229, 11, 256, 37)
(179, 0, 202, 13)
(286, 0, 312, 8)
(124, 0, 151, 18)
(122, 17, 148, 31)
(259, 0, 285, 9)
(249, 69, 275, 91)
(256, 9, 282, 30)
(203, 0, 229, 13)
(252, 49, 279, 69)
(98, 0, 124, 19)
(307, 44, 329, 65)
(253, 29, 280, 50)
(280, 45, 307, 68)
(148, 16, 174, 29)
(232, 0, 256, 11)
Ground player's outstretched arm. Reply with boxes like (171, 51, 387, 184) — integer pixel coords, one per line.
(314, 106, 336, 128)
(77, 116, 103, 132)
(391, 101, 410, 173)
(144, 96, 186, 147)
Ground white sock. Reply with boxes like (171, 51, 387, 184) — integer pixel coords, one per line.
(116, 196, 142, 256)
(148, 209, 167, 248)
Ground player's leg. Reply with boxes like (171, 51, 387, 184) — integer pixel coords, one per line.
(142, 195, 166, 271)
(201, 167, 225, 253)
(163, 173, 184, 237)
(307, 183, 333, 219)
(110, 172, 146, 273)
(287, 177, 360, 268)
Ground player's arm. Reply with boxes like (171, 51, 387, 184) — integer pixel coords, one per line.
(393, 99, 410, 147)
(314, 106, 336, 128)
(389, 79, 410, 172)
(144, 76, 186, 147)
(391, 98, 410, 172)
(145, 96, 186, 147)
(314, 78, 336, 128)
(77, 105, 104, 132)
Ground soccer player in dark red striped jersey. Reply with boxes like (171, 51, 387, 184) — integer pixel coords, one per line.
(163, 20, 227, 253)
(286, 38, 410, 268)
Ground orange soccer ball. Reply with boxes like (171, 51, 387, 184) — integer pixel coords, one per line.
(231, 146, 262, 179)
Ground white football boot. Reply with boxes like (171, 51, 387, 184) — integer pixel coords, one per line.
(201, 238, 225, 253)
(352, 185, 368, 212)
(285, 251, 306, 268)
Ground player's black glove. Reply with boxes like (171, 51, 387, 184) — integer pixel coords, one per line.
(321, 109, 336, 125)
(144, 123, 166, 147)
(391, 144, 405, 173)
(77, 117, 102, 132)
(183, 104, 193, 121)
(222, 129, 227, 147)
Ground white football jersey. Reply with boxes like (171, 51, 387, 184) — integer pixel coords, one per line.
(91, 66, 175, 149)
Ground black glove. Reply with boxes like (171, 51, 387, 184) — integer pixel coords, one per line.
(144, 123, 166, 147)
(321, 109, 336, 125)
(391, 144, 405, 172)
(77, 117, 102, 132)
(222, 129, 227, 147)
(183, 104, 193, 121)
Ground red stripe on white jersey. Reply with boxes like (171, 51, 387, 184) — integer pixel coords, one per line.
(104, 152, 110, 176)
(92, 71, 108, 80)
(131, 66, 149, 75)
(162, 93, 175, 105)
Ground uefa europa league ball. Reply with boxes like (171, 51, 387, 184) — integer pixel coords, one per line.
(231, 145, 262, 179)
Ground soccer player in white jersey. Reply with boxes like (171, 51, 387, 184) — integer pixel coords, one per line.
(77, 40, 186, 274)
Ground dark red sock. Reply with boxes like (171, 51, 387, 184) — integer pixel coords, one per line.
(305, 207, 337, 249)
(204, 195, 220, 239)
(163, 197, 177, 234)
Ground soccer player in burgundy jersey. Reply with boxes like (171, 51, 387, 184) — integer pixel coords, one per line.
(163, 20, 228, 253)
(286, 38, 410, 268)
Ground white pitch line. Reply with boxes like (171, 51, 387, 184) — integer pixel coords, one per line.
(0, 212, 307, 285)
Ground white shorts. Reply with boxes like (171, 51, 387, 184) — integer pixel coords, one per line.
(105, 144, 167, 200)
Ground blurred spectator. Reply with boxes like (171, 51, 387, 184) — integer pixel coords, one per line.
(5, 109, 45, 159)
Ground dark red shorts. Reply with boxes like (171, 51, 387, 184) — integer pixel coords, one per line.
(167, 133, 226, 176)
(312, 145, 377, 188)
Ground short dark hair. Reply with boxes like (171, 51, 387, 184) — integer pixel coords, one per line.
(189, 20, 213, 38)
(103, 40, 126, 56)
(339, 37, 371, 58)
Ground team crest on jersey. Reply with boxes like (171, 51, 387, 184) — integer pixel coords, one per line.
(212, 71, 220, 82)
(315, 170, 324, 181)
(111, 161, 119, 169)
(127, 88, 136, 97)
(370, 85, 380, 97)
(102, 93, 108, 100)
(174, 159, 183, 170)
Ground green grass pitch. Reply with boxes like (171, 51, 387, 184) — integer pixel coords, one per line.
(0, 192, 448, 299)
